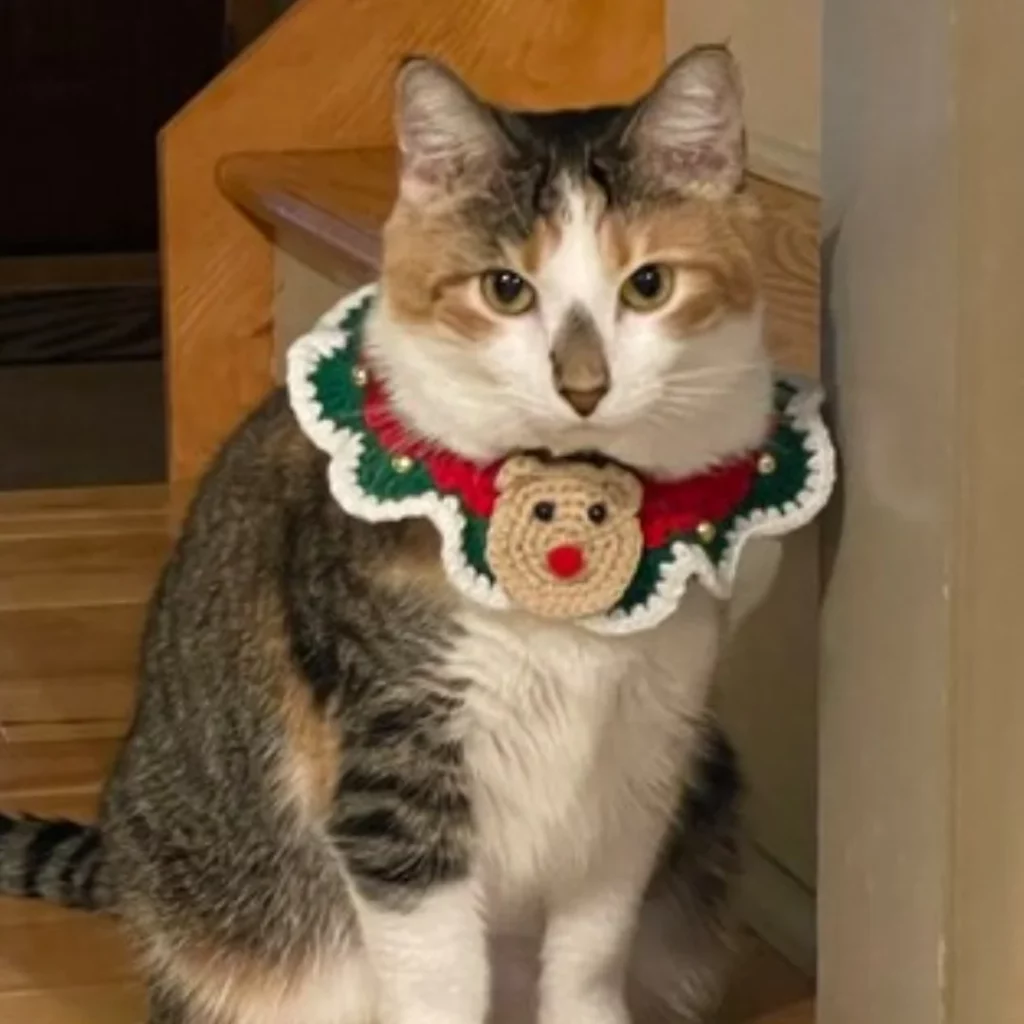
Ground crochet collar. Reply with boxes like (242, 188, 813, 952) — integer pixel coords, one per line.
(288, 284, 835, 635)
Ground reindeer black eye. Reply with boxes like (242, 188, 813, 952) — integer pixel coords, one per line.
(533, 501, 556, 522)
(587, 503, 608, 525)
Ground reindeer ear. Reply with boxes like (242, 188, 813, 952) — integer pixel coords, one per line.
(495, 454, 546, 494)
(623, 45, 746, 196)
(599, 466, 644, 516)
(394, 57, 508, 194)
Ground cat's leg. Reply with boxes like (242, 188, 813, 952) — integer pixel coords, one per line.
(333, 700, 488, 1024)
(627, 727, 743, 1023)
(537, 831, 664, 1024)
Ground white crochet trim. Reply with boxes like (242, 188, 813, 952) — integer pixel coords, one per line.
(591, 382, 836, 636)
(289, 285, 511, 615)
(287, 284, 836, 636)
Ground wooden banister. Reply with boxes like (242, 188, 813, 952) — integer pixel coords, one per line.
(217, 149, 396, 283)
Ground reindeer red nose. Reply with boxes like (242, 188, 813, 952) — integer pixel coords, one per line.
(547, 544, 586, 579)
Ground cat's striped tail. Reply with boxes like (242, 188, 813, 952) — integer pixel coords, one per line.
(0, 814, 111, 911)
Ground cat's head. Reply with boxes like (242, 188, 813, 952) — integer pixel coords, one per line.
(367, 46, 772, 479)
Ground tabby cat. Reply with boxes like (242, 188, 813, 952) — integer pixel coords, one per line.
(0, 46, 768, 1024)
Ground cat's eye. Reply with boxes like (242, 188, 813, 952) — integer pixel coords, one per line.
(481, 269, 536, 316)
(620, 263, 675, 312)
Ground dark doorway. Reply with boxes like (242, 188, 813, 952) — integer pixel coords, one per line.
(0, 0, 226, 489)
(0, 0, 226, 256)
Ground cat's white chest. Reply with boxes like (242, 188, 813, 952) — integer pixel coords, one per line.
(445, 590, 722, 926)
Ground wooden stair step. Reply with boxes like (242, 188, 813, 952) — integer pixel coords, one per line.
(0, 486, 166, 744)
(0, 604, 147, 681)
(0, 531, 168, 613)
(0, 484, 167, 523)
(0, 485, 169, 613)
(0, 915, 136, 993)
(0, 982, 144, 1024)
(0, 738, 119, 801)
(1, 667, 135, 743)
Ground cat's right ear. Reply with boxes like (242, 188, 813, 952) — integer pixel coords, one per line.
(394, 57, 506, 195)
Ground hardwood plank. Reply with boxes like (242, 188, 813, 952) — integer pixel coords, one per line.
(0, 673, 134, 742)
(0, 603, 147, 684)
(0, 485, 166, 519)
(0, 531, 167, 612)
(0, 512, 167, 543)
(2, 719, 128, 744)
(0, 915, 136, 993)
(2, 790, 101, 819)
(0, 983, 144, 1024)
(0, 739, 119, 799)
(0, 485, 168, 542)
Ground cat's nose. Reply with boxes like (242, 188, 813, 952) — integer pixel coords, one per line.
(558, 385, 608, 418)
(551, 305, 610, 418)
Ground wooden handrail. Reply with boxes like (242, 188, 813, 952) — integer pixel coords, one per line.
(218, 149, 397, 282)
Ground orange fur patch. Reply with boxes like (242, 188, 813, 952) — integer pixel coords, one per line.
(375, 520, 453, 601)
(622, 195, 761, 329)
(277, 670, 342, 823)
(598, 209, 633, 273)
(382, 198, 498, 342)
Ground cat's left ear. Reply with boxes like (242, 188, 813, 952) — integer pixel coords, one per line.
(623, 45, 746, 196)
(394, 57, 507, 193)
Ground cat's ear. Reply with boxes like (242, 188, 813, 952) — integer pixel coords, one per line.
(623, 45, 745, 196)
(394, 57, 506, 192)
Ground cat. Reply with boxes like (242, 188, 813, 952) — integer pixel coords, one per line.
(0, 45, 770, 1024)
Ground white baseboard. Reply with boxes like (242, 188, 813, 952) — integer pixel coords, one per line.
(747, 132, 821, 196)
(738, 841, 817, 976)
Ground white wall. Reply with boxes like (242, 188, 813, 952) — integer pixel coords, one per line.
(667, 0, 821, 194)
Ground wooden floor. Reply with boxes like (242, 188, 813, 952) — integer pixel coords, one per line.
(0, 181, 819, 1023)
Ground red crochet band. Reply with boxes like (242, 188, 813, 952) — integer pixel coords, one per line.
(362, 373, 759, 546)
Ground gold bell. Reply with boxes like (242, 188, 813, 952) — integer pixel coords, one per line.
(391, 454, 414, 474)
(351, 365, 369, 387)
(696, 520, 717, 544)
(757, 452, 778, 475)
